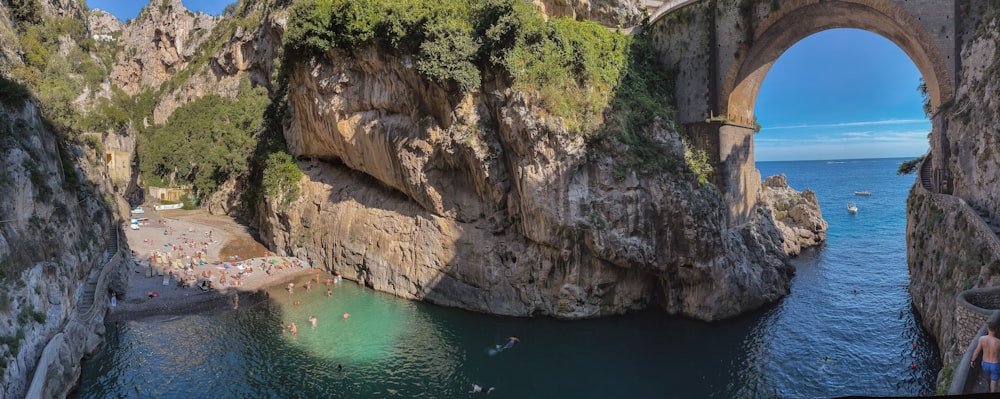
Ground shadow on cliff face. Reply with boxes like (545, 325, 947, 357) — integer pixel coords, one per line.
(270, 130, 796, 322)
(275, 157, 531, 315)
(259, 3, 798, 321)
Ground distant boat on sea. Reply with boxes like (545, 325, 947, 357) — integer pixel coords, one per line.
(855, 190, 872, 196)
(847, 203, 858, 214)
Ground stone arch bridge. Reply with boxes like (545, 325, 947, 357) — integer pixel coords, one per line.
(640, 0, 959, 225)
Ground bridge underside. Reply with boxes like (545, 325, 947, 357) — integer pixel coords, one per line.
(648, 0, 957, 225)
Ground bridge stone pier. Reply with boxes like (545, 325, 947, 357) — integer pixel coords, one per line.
(642, 0, 959, 225)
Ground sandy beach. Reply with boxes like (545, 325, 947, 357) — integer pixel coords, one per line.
(109, 208, 319, 322)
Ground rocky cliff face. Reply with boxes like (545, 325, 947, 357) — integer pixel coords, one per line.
(907, 2, 1000, 386)
(0, 0, 831, 394)
(0, 99, 116, 399)
(759, 174, 827, 256)
(258, 46, 796, 321)
(0, 1, 127, 397)
(101, 0, 284, 208)
(86, 8, 123, 36)
(110, 0, 218, 100)
(533, 0, 644, 27)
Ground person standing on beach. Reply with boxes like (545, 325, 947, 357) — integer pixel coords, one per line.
(973, 318, 1000, 392)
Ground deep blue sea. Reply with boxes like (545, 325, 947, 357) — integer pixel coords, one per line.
(74, 157, 940, 398)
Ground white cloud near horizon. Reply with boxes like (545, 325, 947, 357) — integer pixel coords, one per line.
(755, 138, 928, 161)
(756, 129, 930, 143)
(755, 129, 929, 161)
(761, 119, 929, 130)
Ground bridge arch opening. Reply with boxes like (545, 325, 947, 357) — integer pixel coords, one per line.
(723, 0, 953, 126)
(753, 28, 931, 162)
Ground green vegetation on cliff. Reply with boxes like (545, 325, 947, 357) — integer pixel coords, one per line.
(283, 0, 703, 180)
(138, 78, 269, 197)
(7, 0, 109, 141)
(284, 0, 628, 132)
(897, 154, 925, 175)
(262, 152, 304, 207)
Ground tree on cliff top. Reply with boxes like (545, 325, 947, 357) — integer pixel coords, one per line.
(280, 0, 696, 181)
(138, 78, 269, 198)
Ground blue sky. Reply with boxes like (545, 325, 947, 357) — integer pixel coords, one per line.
(86, 0, 233, 21)
(754, 28, 931, 162)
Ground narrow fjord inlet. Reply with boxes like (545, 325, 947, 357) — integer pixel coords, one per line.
(76, 158, 938, 398)
(10, 1, 1000, 398)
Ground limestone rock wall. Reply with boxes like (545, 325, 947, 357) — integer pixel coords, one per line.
(907, 188, 1000, 368)
(0, 100, 115, 399)
(940, 12, 1000, 215)
(110, 0, 218, 98)
(262, 46, 795, 321)
(532, 0, 644, 27)
(759, 174, 827, 256)
(86, 8, 123, 36)
(908, 3, 1000, 382)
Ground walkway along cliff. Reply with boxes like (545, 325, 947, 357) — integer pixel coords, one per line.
(906, 3, 1000, 391)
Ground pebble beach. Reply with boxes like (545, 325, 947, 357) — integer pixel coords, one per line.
(109, 208, 318, 322)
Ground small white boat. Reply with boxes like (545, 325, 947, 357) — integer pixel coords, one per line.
(854, 190, 871, 196)
(847, 203, 858, 214)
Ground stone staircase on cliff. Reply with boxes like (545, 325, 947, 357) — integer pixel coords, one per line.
(28, 224, 123, 398)
(919, 156, 933, 191)
(77, 225, 119, 315)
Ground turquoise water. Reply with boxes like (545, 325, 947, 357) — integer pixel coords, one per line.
(75, 158, 939, 398)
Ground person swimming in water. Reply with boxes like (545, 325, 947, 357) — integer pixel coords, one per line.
(309, 315, 317, 328)
(503, 336, 519, 350)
